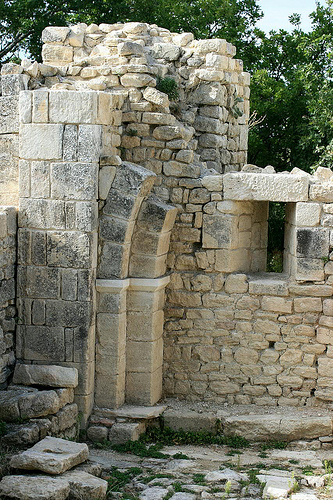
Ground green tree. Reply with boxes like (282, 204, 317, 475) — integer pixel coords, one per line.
(248, 1, 333, 172)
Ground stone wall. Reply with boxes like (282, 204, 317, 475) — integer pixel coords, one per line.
(1, 21, 333, 420)
(0, 207, 17, 388)
(164, 168, 333, 407)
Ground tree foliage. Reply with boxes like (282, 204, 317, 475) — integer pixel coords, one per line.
(248, 1, 333, 172)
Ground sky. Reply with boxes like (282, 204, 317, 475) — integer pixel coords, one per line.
(257, 0, 326, 32)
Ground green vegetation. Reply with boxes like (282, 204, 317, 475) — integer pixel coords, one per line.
(142, 425, 249, 448)
(156, 77, 179, 100)
(0, 421, 6, 437)
(260, 440, 288, 451)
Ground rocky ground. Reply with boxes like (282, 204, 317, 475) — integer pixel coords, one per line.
(89, 440, 333, 500)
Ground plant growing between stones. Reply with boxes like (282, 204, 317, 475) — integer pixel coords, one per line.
(127, 129, 138, 136)
(156, 76, 179, 100)
(288, 471, 300, 493)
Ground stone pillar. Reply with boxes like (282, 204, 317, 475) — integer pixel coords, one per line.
(17, 90, 102, 423)
(95, 279, 130, 409)
(126, 276, 170, 405)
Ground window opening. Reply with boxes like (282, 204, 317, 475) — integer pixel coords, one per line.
(266, 202, 286, 273)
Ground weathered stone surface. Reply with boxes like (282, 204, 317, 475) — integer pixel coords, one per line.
(49, 91, 98, 124)
(13, 364, 78, 388)
(223, 173, 309, 202)
(0, 475, 70, 500)
(108, 422, 146, 444)
(20, 123, 63, 160)
(10, 436, 89, 474)
(63, 470, 107, 499)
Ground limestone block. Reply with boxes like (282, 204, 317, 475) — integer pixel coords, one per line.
(123, 22, 148, 34)
(172, 32, 194, 46)
(10, 436, 89, 474)
(309, 182, 333, 202)
(47, 231, 93, 268)
(42, 27, 70, 43)
(143, 87, 169, 107)
(22, 326, 65, 362)
(108, 422, 146, 444)
(202, 213, 238, 248)
(112, 162, 156, 198)
(142, 112, 176, 125)
(19, 198, 65, 229)
(126, 366, 162, 405)
(318, 358, 333, 377)
(296, 228, 329, 259)
(223, 173, 309, 202)
(30, 161, 50, 198)
(0, 95, 19, 133)
(294, 297, 322, 313)
(23, 266, 59, 298)
(295, 202, 321, 227)
(129, 253, 167, 278)
(62, 124, 78, 162)
(2, 74, 29, 95)
(225, 274, 248, 293)
(193, 39, 228, 55)
(206, 53, 229, 69)
(189, 82, 226, 105)
(51, 162, 98, 201)
(127, 310, 164, 341)
(215, 248, 248, 273)
(201, 175, 223, 191)
(32, 90, 48, 123)
(98, 241, 130, 279)
(78, 125, 102, 162)
(20, 123, 63, 160)
(118, 41, 144, 56)
(49, 91, 98, 124)
(19, 390, 60, 419)
(262, 297, 292, 314)
(19, 91, 32, 123)
(63, 470, 107, 499)
(120, 73, 155, 87)
(127, 337, 163, 373)
(13, 364, 78, 388)
(151, 43, 181, 60)
(295, 258, 324, 282)
(0, 475, 70, 500)
(68, 29, 84, 47)
(42, 44, 73, 64)
(96, 312, 126, 359)
(164, 161, 200, 178)
(248, 278, 288, 296)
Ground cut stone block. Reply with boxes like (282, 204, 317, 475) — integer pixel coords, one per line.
(108, 422, 146, 444)
(13, 364, 78, 388)
(20, 123, 63, 160)
(223, 172, 309, 202)
(49, 91, 98, 124)
(296, 228, 329, 259)
(0, 475, 70, 500)
(63, 470, 107, 499)
(10, 436, 89, 474)
(163, 409, 217, 432)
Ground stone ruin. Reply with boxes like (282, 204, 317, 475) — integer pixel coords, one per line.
(1, 21, 333, 441)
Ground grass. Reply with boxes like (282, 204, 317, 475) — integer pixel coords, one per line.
(192, 473, 207, 485)
(155, 76, 179, 100)
(106, 467, 142, 492)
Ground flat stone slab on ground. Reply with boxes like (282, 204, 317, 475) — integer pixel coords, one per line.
(0, 475, 70, 500)
(13, 364, 78, 388)
(10, 436, 89, 474)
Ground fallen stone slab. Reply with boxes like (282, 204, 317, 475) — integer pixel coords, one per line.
(0, 475, 70, 500)
(10, 436, 89, 474)
(13, 364, 78, 388)
(63, 470, 107, 499)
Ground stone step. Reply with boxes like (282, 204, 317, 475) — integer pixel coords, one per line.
(87, 404, 166, 444)
(162, 402, 333, 443)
